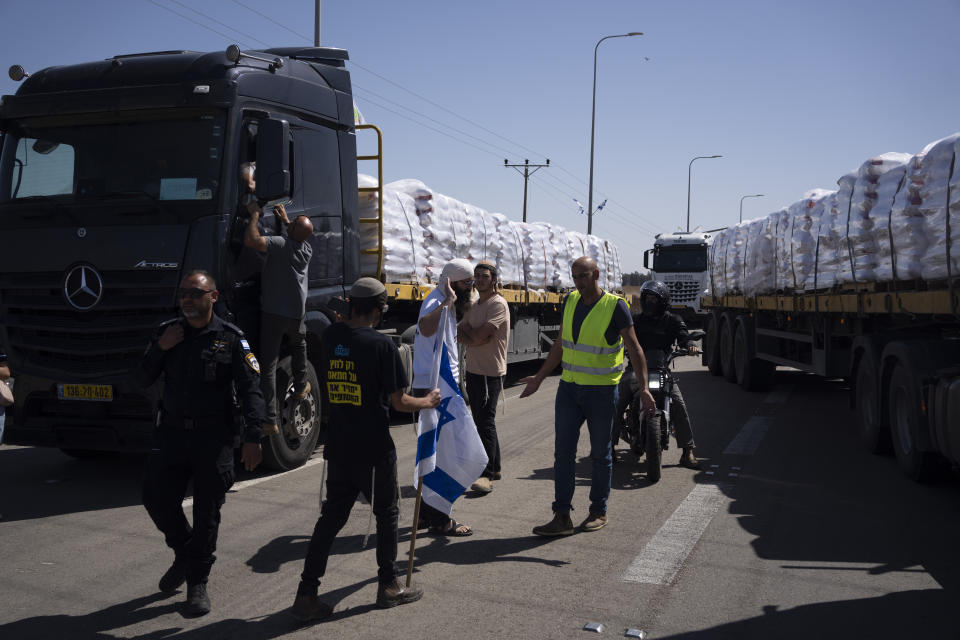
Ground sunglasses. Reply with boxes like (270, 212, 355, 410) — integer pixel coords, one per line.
(177, 287, 214, 300)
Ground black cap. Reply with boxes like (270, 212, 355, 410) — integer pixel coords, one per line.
(350, 277, 386, 299)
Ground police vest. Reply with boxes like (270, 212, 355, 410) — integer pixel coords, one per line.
(560, 291, 625, 386)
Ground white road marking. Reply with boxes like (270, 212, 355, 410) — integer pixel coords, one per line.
(621, 482, 732, 585)
(622, 385, 792, 585)
(182, 454, 325, 508)
(722, 416, 774, 456)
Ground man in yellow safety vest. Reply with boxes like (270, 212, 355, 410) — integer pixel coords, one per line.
(520, 256, 655, 536)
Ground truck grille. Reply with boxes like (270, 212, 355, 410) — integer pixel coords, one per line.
(667, 280, 700, 304)
(0, 270, 178, 378)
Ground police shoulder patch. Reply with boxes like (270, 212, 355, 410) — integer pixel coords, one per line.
(245, 352, 261, 374)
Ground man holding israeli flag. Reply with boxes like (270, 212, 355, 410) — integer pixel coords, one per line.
(413, 326, 489, 518)
(411, 259, 486, 536)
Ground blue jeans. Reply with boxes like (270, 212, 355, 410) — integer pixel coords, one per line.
(552, 380, 618, 516)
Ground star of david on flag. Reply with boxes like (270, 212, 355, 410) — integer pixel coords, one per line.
(414, 330, 488, 515)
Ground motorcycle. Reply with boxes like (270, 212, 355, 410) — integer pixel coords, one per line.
(619, 329, 705, 483)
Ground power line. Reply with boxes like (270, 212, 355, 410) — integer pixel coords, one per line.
(230, 0, 312, 42)
(353, 85, 520, 159)
(145, 0, 251, 46)
(167, 0, 269, 48)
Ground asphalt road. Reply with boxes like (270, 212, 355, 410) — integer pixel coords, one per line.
(1, 359, 958, 639)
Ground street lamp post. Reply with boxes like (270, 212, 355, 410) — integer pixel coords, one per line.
(739, 193, 764, 223)
(587, 31, 642, 235)
(686, 155, 722, 232)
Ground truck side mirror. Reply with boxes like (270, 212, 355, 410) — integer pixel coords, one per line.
(255, 118, 291, 206)
(643, 249, 650, 269)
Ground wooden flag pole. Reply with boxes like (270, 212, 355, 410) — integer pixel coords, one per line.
(406, 478, 425, 587)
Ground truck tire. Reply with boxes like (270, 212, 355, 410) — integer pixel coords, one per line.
(703, 313, 723, 376)
(262, 357, 322, 471)
(734, 320, 775, 392)
(719, 314, 737, 383)
(397, 343, 414, 394)
(888, 363, 938, 482)
(853, 353, 890, 454)
(645, 412, 662, 483)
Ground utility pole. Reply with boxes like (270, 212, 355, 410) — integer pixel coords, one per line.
(504, 159, 549, 222)
(314, 0, 321, 46)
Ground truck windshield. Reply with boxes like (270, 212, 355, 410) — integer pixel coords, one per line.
(0, 110, 225, 217)
(653, 245, 708, 272)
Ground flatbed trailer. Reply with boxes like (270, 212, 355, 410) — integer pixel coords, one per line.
(701, 284, 960, 481)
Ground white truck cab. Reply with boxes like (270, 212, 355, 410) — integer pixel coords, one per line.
(643, 231, 713, 323)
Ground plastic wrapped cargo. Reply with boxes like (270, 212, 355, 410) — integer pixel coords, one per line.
(707, 132, 960, 296)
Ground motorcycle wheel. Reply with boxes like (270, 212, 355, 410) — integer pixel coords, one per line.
(628, 393, 645, 456)
(645, 411, 662, 483)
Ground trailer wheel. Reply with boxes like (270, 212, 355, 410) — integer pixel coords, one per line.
(262, 357, 322, 471)
(888, 363, 938, 482)
(644, 412, 662, 483)
(719, 314, 737, 382)
(853, 353, 890, 454)
(703, 313, 723, 376)
(734, 320, 774, 392)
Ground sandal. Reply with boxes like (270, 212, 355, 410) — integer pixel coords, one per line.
(429, 518, 473, 537)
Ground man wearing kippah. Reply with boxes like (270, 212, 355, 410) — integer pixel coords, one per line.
(292, 278, 441, 621)
(458, 260, 510, 494)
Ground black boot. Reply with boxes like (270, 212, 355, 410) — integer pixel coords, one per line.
(185, 583, 211, 616)
(158, 556, 186, 593)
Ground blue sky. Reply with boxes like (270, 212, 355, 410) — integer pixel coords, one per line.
(2, 0, 958, 273)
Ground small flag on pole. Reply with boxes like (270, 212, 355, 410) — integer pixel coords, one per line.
(573, 199, 585, 215)
(596, 199, 607, 212)
(414, 337, 488, 515)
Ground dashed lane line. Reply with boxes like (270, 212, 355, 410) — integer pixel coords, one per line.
(620, 384, 794, 585)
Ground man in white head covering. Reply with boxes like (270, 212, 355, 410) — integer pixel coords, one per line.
(410, 258, 475, 536)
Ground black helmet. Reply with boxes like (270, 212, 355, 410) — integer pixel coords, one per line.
(639, 280, 670, 315)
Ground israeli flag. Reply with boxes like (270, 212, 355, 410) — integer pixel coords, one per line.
(414, 329, 488, 515)
(573, 198, 585, 215)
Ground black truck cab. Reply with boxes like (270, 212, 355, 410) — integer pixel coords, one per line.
(0, 46, 359, 468)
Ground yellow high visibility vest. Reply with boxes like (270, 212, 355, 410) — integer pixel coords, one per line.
(560, 290, 625, 386)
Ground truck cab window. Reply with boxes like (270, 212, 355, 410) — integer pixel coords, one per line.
(10, 138, 75, 199)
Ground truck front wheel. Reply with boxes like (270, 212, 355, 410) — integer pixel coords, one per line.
(261, 357, 323, 471)
(888, 363, 938, 482)
(703, 313, 723, 376)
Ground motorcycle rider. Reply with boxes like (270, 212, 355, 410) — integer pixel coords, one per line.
(615, 280, 701, 470)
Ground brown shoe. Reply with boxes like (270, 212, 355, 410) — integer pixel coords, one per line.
(679, 448, 701, 470)
(293, 381, 312, 401)
(291, 594, 333, 622)
(262, 422, 279, 436)
(470, 477, 493, 494)
(376, 578, 423, 608)
(579, 513, 608, 532)
(532, 512, 574, 537)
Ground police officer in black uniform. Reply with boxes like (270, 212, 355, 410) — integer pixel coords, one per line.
(136, 269, 265, 616)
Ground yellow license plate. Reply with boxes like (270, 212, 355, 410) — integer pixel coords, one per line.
(58, 383, 113, 402)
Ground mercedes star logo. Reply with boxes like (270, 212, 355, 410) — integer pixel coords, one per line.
(64, 264, 104, 311)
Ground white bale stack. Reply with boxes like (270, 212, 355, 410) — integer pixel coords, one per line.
(791, 189, 833, 291)
(366, 178, 625, 289)
(916, 134, 960, 279)
(707, 132, 960, 297)
(741, 218, 771, 295)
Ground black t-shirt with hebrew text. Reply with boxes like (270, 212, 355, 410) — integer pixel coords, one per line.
(320, 323, 408, 463)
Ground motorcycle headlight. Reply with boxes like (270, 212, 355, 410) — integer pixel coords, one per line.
(648, 377, 661, 391)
